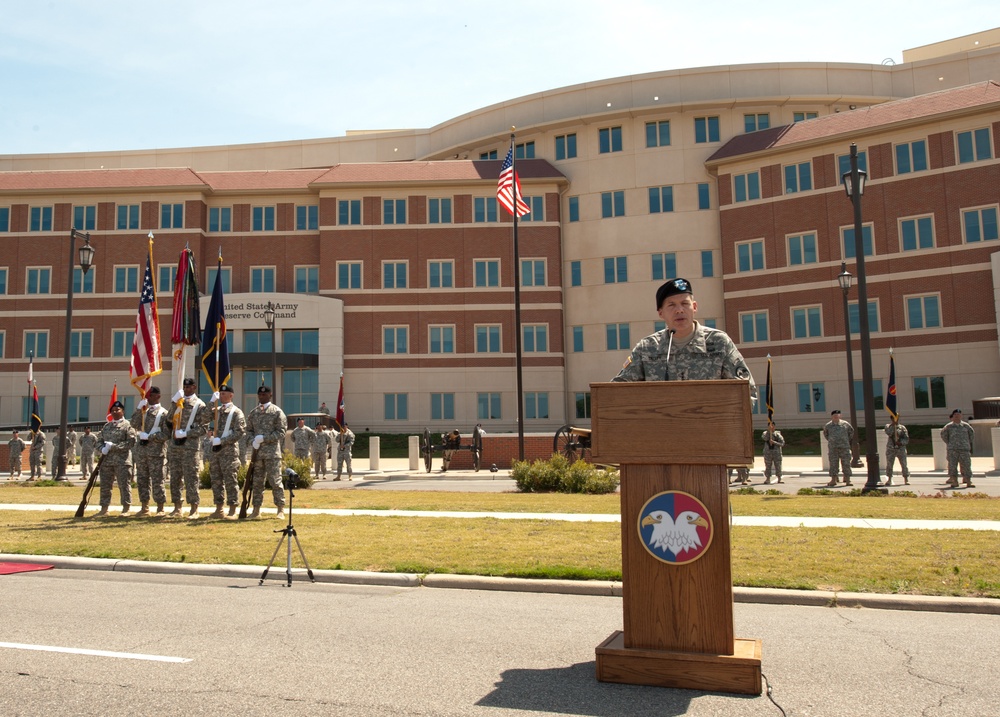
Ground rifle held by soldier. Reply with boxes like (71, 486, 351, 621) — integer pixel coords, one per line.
(74, 454, 106, 518)
(238, 446, 260, 519)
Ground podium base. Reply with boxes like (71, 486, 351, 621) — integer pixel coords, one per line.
(595, 631, 762, 695)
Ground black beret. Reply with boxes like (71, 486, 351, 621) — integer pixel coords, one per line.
(950, 408, 962, 417)
(218, 384, 233, 393)
(831, 409, 841, 415)
(257, 385, 272, 394)
(110, 400, 124, 410)
(183, 377, 196, 386)
(656, 278, 693, 309)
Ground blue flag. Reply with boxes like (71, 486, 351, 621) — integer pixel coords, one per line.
(200, 256, 231, 392)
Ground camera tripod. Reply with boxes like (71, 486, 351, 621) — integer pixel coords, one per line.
(259, 471, 316, 587)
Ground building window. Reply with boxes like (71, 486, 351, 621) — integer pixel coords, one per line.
(161, 203, 184, 229)
(604, 256, 627, 284)
(282, 330, 319, 355)
(515, 141, 535, 159)
(837, 151, 869, 184)
(648, 186, 674, 213)
(645, 120, 671, 148)
(117, 204, 140, 230)
(797, 382, 826, 413)
(701, 251, 714, 278)
(112, 329, 135, 358)
(957, 128, 992, 163)
(900, 216, 935, 251)
(30, 207, 53, 232)
(555, 133, 577, 160)
(787, 233, 818, 265)
(601, 191, 625, 218)
(65, 395, 89, 423)
(734, 172, 760, 202)
(207, 267, 231, 294)
(842, 224, 874, 258)
(156, 265, 176, 294)
(736, 239, 765, 272)
(914, 376, 946, 409)
(0, 268, 6, 294)
(209, 207, 232, 232)
(793, 111, 818, 122)
(740, 312, 769, 343)
(570, 261, 581, 287)
(606, 323, 630, 351)
(792, 306, 822, 338)
(848, 300, 880, 334)
(429, 325, 455, 354)
(895, 140, 928, 174)
(294, 266, 319, 293)
(0, 207, 10, 232)
(474, 259, 499, 288)
(525, 392, 549, 420)
(243, 330, 273, 353)
(523, 325, 548, 352)
(383, 326, 409, 354)
(520, 196, 544, 222)
(784, 162, 813, 194)
(252, 206, 275, 231)
(477, 392, 501, 420)
(428, 198, 452, 224)
(744, 113, 770, 133)
(575, 392, 591, 419)
(25, 330, 48, 358)
(27, 267, 51, 295)
(479, 150, 498, 160)
(384, 393, 408, 420)
(694, 116, 720, 143)
(383, 199, 407, 225)
(382, 261, 408, 289)
(572, 326, 584, 352)
(338, 200, 361, 225)
(251, 267, 276, 293)
(428, 260, 454, 288)
(112, 266, 138, 294)
(282, 368, 319, 415)
(296, 205, 319, 230)
(962, 206, 999, 243)
(698, 183, 710, 210)
(70, 329, 93, 357)
(654, 321, 666, 332)
(475, 325, 501, 353)
(338, 262, 361, 289)
(906, 294, 941, 329)
(430, 393, 455, 421)
(72, 205, 96, 231)
(474, 197, 498, 223)
(651, 252, 676, 281)
(598, 126, 622, 153)
(568, 196, 579, 222)
(520, 259, 545, 287)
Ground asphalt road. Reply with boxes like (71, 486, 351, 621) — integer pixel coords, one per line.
(1, 569, 998, 717)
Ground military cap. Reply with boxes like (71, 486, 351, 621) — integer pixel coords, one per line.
(183, 377, 197, 386)
(950, 408, 962, 417)
(147, 386, 161, 395)
(258, 385, 272, 394)
(655, 278, 693, 309)
(110, 400, 125, 410)
(218, 384, 233, 393)
(830, 409, 841, 415)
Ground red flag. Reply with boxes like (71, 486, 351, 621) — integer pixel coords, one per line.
(335, 374, 345, 428)
(106, 383, 118, 421)
(130, 238, 163, 397)
(29, 385, 41, 436)
(497, 146, 530, 217)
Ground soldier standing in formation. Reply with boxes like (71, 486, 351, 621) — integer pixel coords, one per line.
(291, 418, 314, 461)
(94, 401, 136, 517)
(335, 422, 355, 480)
(66, 427, 78, 470)
(310, 423, 331, 478)
(941, 408, 975, 488)
(79, 426, 98, 477)
(168, 377, 210, 518)
(761, 421, 785, 484)
(245, 385, 286, 519)
(8, 430, 26, 478)
(884, 417, 910, 486)
(823, 410, 854, 487)
(442, 429, 461, 472)
(29, 428, 46, 480)
(207, 384, 245, 518)
(130, 386, 170, 516)
(49, 433, 61, 478)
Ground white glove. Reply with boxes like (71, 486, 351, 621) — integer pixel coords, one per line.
(174, 429, 187, 439)
(212, 437, 222, 446)
(101, 443, 111, 455)
(172, 390, 183, 403)
(253, 435, 264, 450)
(138, 432, 149, 441)
(137, 398, 148, 410)
(211, 391, 220, 403)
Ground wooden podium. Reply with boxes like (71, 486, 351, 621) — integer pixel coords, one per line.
(591, 380, 762, 695)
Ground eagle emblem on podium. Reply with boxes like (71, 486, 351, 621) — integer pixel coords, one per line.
(637, 491, 714, 565)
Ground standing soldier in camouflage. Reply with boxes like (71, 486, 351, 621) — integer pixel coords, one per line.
(130, 386, 170, 516)
(823, 410, 854, 487)
(291, 418, 314, 461)
(208, 384, 245, 518)
(8, 430, 26, 479)
(245, 385, 286, 519)
(335, 422, 355, 481)
(29, 428, 46, 480)
(79, 426, 98, 478)
(66, 427, 78, 471)
(167, 377, 211, 518)
(884, 417, 910, 486)
(761, 421, 785, 484)
(49, 433, 61, 478)
(941, 409, 975, 488)
(310, 423, 331, 478)
(94, 401, 137, 517)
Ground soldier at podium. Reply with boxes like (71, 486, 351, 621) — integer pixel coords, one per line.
(612, 278, 756, 398)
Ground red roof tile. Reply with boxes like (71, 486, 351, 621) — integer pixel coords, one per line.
(0, 167, 207, 192)
(198, 168, 330, 191)
(311, 159, 566, 185)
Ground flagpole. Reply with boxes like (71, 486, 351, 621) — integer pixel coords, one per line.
(26, 351, 32, 427)
(509, 130, 525, 461)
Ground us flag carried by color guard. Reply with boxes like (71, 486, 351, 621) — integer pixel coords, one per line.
(130, 234, 163, 398)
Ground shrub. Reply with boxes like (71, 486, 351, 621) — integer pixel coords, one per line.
(513, 454, 619, 494)
(198, 451, 313, 489)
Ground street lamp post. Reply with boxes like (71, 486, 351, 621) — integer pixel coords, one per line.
(264, 302, 278, 405)
(55, 229, 96, 481)
(842, 143, 882, 491)
(837, 262, 864, 467)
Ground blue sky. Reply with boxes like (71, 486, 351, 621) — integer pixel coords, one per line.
(0, 0, 994, 155)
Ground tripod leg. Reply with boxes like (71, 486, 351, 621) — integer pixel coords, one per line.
(290, 529, 316, 583)
(286, 525, 294, 587)
(259, 531, 288, 585)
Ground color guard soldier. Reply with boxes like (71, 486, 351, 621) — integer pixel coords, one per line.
(94, 401, 136, 517)
(884, 417, 910, 486)
(130, 386, 170, 516)
(335, 422, 355, 481)
(29, 427, 46, 480)
(762, 421, 785, 484)
(245, 385, 286, 519)
(207, 384, 245, 518)
(167, 377, 211, 518)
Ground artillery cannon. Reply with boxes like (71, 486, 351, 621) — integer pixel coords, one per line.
(553, 424, 592, 463)
(421, 425, 484, 473)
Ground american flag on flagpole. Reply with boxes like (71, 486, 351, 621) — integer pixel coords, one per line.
(130, 238, 163, 398)
(497, 147, 530, 217)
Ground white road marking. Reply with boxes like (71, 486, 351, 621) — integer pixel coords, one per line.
(0, 641, 191, 663)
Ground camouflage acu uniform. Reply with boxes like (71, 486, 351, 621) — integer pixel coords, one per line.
(761, 428, 785, 483)
(29, 431, 46, 479)
(8, 435, 26, 477)
(246, 402, 287, 509)
(310, 428, 331, 476)
(49, 434, 60, 477)
(336, 427, 355, 480)
(79, 431, 98, 477)
(209, 403, 246, 507)
(941, 419, 975, 486)
(167, 395, 211, 507)
(823, 419, 854, 484)
(66, 429, 78, 467)
(98, 417, 136, 510)
(292, 424, 315, 460)
(130, 404, 169, 507)
(884, 421, 910, 485)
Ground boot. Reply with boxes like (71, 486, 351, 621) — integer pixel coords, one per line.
(249, 506, 261, 519)
(227, 504, 237, 518)
(275, 507, 285, 520)
(120, 505, 132, 517)
(136, 502, 150, 517)
(187, 503, 200, 519)
(154, 502, 166, 516)
(209, 503, 225, 519)
(94, 505, 109, 517)
(169, 503, 183, 517)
